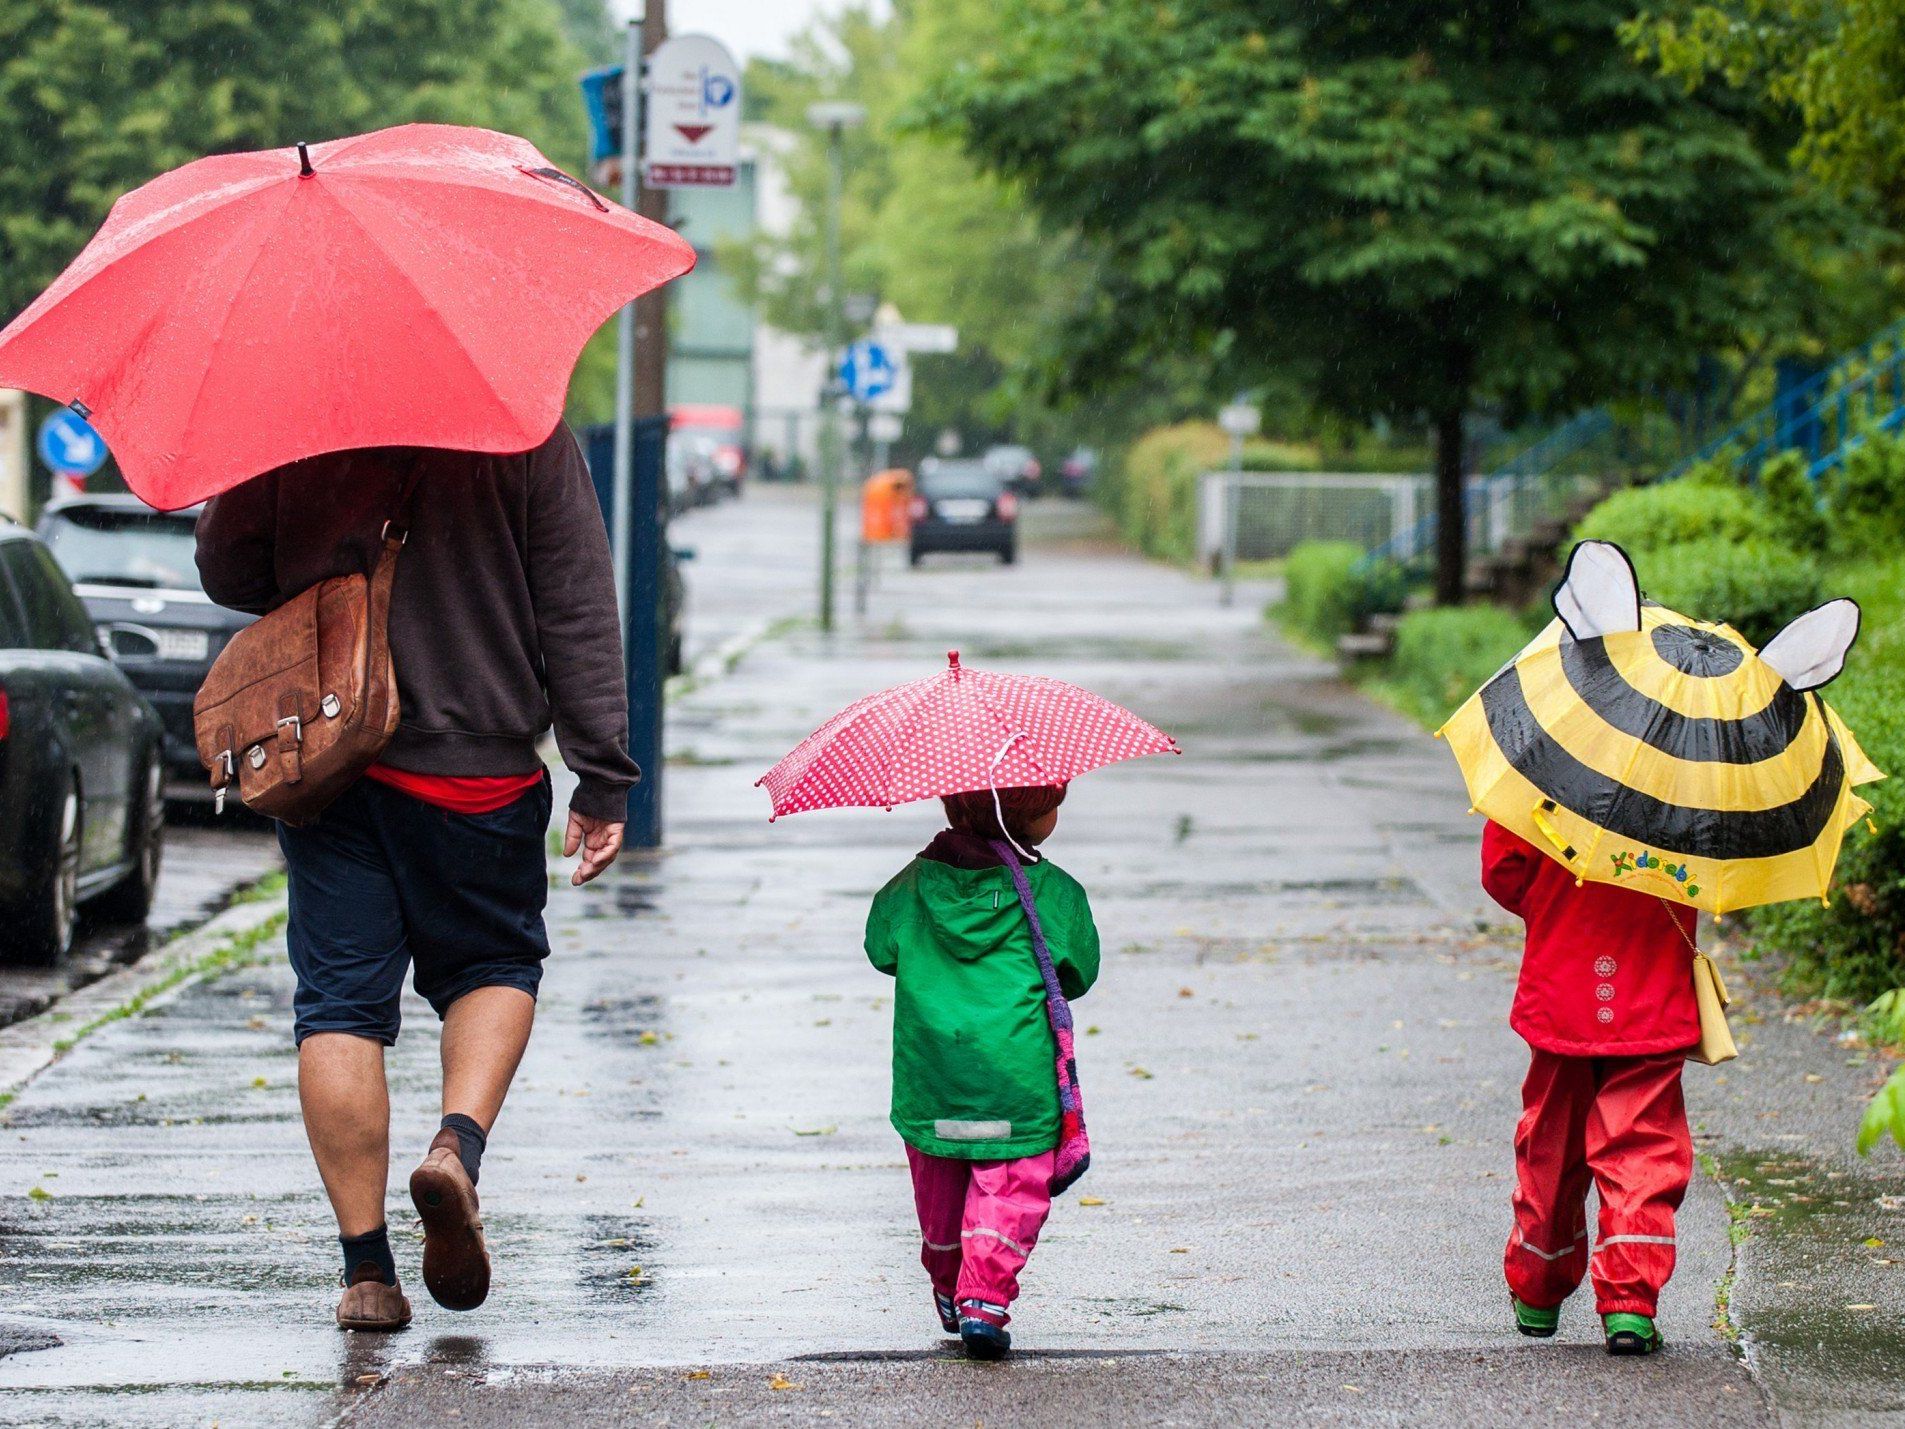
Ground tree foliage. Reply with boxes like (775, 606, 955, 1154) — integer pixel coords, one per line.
(0, 0, 597, 323)
(1627, 0, 1905, 221)
(923, 0, 1823, 599)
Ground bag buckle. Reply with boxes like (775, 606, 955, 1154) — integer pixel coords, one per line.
(276, 714, 302, 743)
(213, 749, 233, 815)
(381, 520, 409, 545)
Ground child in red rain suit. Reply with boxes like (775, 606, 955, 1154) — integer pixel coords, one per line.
(1481, 820, 1701, 1356)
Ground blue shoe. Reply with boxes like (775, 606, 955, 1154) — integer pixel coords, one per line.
(959, 1316, 1011, 1360)
(934, 1291, 959, 1335)
(958, 1299, 1011, 1360)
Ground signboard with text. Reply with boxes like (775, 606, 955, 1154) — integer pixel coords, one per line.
(643, 35, 742, 189)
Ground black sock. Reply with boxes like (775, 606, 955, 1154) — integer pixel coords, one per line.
(440, 1112, 487, 1186)
(340, 1225, 397, 1287)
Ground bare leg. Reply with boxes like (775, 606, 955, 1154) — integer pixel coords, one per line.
(439, 986, 536, 1132)
(299, 1033, 390, 1238)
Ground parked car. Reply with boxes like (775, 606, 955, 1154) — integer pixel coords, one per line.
(37, 495, 255, 796)
(909, 459, 1019, 566)
(1058, 446, 1098, 498)
(0, 523, 166, 962)
(982, 443, 1042, 497)
(671, 404, 748, 499)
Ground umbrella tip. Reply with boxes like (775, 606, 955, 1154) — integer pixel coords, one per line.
(296, 141, 314, 178)
(947, 649, 960, 670)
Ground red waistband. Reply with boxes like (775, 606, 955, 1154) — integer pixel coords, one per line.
(362, 764, 545, 815)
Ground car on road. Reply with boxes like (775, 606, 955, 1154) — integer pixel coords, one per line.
(0, 522, 166, 963)
(982, 443, 1042, 497)
(1058, 446, 1098, 498)
(37, 495, 255, 796)
(909, 459, 1019, 566)
(671, 404, 749, 500)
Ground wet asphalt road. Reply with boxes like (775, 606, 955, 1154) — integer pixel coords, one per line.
(0, 815, 281, 1030)
(0, 487, 1899, 1426)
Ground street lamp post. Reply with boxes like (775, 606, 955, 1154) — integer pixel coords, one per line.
(807, 102, 865, 633)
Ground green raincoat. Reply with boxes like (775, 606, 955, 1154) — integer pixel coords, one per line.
(866, 854, 1100, 1160)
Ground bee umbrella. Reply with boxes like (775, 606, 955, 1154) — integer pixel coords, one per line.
(1438, 541, 1884, 916)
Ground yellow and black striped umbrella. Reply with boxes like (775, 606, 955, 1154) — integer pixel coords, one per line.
(1438, 542, 1884, 916)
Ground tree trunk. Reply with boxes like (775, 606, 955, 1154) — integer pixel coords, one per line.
(1433, 406, 1467, 607)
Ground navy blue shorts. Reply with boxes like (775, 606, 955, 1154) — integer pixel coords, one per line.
(278, 773, 554, 1045)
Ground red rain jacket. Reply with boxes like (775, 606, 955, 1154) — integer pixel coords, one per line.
(1481, 823, 1700, 1058)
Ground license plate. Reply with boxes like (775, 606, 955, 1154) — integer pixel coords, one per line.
(155, 628, 210, 661)
(936, 499, 991, 522)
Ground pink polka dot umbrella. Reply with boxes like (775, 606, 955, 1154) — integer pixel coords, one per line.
(757, 650, 1179, 819)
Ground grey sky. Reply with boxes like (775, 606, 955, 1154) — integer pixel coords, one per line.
(611, 0, 891, 66)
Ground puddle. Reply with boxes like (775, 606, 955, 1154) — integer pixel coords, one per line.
(1711, 1147, 1905, 1414)
(576, 1214, 660, 1303)
(579, 994, 665, 1046)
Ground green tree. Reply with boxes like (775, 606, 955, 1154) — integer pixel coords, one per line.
(1627, 1, 1905, 220)
(0, 0, 594, 323)
(925, 0, 1819, 602)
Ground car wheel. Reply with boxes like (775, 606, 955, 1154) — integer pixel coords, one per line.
(10, 778, 81, 966)
(999, 543, 1018, 566)
(908, 547, 924, 568)
(92, 749, 164, 924)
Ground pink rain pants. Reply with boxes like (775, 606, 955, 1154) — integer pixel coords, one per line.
(907, 1144, 1055, 1324)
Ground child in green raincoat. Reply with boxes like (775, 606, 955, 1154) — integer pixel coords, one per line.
(864, 782, 1100, 1359)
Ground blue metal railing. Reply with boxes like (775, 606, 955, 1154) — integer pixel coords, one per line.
(1660, 317, 1905, 484)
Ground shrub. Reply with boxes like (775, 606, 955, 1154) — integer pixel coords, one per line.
(1112, 422, 1231, 563)
(1824, 425, 1905, 559)
(1277, 541, 1364, 646)
(1748, 554, 1905, 1004)
(1638, 537, 1823, 646)
(1572, 479, 1772, 555)
(1380, 605, 1542, 727)
(1757, 450, 1830, 551)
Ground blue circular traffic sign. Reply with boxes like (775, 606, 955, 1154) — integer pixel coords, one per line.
(840, 340, 897, 402)
(37, 409, 108, 477)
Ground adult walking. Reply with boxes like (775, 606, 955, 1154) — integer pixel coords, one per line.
(196, 428, 633, 1329)
(0, 123, 693, 1331)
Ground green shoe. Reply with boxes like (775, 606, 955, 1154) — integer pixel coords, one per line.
(1513, 1297, 1559, 1338)
(1603, 1312, 1662, 1355)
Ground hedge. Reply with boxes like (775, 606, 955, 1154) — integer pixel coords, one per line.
(1571, 478, 1774, 554)
(1376, 605, 1541, 728)
(1638, 537, 1823, 646)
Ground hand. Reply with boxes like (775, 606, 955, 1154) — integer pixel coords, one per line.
(564, 810, 625, 886)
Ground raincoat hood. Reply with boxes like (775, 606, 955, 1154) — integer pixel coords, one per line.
(912, 859, 1042, 964)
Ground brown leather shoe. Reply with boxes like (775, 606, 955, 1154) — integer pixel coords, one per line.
(336, 1264, 412, 1332)
(409, 1132, 491, 1311)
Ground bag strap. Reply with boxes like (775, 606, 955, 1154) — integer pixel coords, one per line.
(360, 453, 425, 728)
(989, 839, 1073, 1034)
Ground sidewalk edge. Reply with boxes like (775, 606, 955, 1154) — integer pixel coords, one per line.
(0, 892, 289, 1105)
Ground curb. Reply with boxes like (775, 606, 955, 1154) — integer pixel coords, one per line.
(0, 891, 290, 1103)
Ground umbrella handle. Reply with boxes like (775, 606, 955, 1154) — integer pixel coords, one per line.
(1531, 800, 1580, 867)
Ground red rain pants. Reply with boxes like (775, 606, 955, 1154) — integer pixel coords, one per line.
(908, 1145, 1055, 1325)
(1504, 1049, 1692, 1318)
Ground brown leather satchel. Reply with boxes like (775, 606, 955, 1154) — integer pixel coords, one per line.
(193, 464, 421, 825)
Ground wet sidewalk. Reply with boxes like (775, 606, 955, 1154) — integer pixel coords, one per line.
(0, 489, 1898, 1426)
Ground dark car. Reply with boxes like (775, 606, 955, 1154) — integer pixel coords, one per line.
(982, 443, 1042, 497)
(0, 524, 166, 962)
(909, 459, 1020, 566)
(579, 424, 689, 674)
(37, 495, 256, 795)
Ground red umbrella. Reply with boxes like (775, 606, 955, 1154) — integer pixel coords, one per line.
(0, 124, 695, 510)
(757, 650, 1179, 819)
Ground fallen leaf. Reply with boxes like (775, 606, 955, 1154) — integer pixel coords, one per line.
(1846, 1303, 1879, 1311)
(768, 1373, 802, 1391)
(1342, 1385, 1365, 1394)
(1079, 1196, 1106, 1207)
(1863, 1237, 1885, 1248)
(686, 1370, 712, 1381)
(792, 1126, 837, 1137)
(251, 1077, 267, 1089)
(1178, 987, 1195, 998)
(27, 1186, 51, 1202)
(1128, 1066, 1154, 1080)
(639, 1031, 659, 1045)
